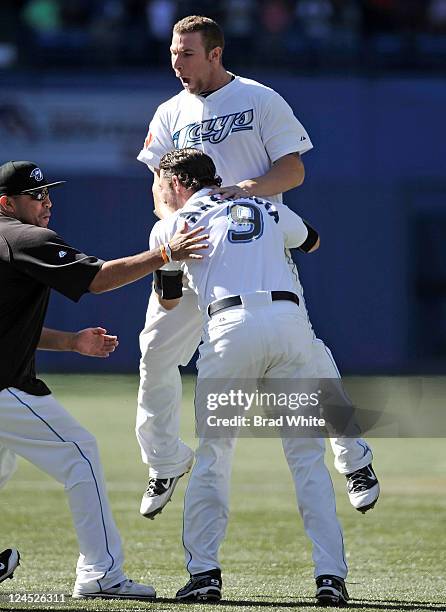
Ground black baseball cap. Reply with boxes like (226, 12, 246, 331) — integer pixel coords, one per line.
(0, 161, 65, 196)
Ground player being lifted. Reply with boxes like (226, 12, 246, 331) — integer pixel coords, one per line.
(136, 15, 379, 520)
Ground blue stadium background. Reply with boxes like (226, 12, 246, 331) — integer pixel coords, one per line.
(1, 1, 445, 375)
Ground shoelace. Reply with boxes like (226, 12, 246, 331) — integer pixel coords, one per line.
(348, 471, 372, 492)
(146, 478, 171, 496)
(182, 575, 218, 589)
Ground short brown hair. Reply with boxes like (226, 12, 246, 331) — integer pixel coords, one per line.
(173, 15, 225, 55)
(160, 148, 222, 191)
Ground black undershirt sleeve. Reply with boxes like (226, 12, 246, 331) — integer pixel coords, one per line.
(154, 269, 184, 299)
(298, 220, 319, 253)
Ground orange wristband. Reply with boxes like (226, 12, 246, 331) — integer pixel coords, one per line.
(160, 244, 169, 264)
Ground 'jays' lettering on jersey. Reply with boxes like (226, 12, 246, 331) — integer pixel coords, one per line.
(137, 75, 312, 204)
(149, 190, 310, 312)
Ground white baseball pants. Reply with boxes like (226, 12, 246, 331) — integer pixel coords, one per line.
(184, 298, 348, 578)
(0, 388, 126, 591)
(136, 290, 202, 478)
(136, 290, 372, 478)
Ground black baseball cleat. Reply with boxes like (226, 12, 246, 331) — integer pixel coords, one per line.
(315, 575, 349, 607)
(176, 570, 222, 602)
(346, 463, 380, 513)
(0, 549, 20, 584)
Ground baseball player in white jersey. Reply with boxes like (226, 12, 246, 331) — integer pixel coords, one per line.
(149, 148, 350, 606)
(136, 15, 379, 519)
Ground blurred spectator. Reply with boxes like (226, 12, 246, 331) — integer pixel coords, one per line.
(328, 0, 361, 61)
(428, 0, 446, 31)
(89, 1, 126, 65)
(0, 1, 25, 67)
(223, 0, 256, 65)
(295, 0, 333, 41)
(223, 0, 256, 38)
(145, 0, 176, 41)
(118, 0, 148, 64)
(331, 0, 361, 33)
(22, 0, 61, 34)
(261, 0, 294, 34)
(0, 0, 444, 72)
(256, 0, 295, 66)
(174, 1, 225, 24)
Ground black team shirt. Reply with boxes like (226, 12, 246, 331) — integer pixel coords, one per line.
(0, 216, 104, 396)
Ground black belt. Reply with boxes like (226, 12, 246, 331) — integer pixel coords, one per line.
(208, 291, 299, 317)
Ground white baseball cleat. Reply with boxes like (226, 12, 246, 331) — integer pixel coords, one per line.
(140, 457, 194, 519)
(0, 549, 20, 584)
(346, 463, 380, 513)
(72, 579, 156, 601)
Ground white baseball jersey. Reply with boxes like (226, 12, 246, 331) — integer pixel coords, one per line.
(137, 75, 312, 204)
(149, 189, 309, 312)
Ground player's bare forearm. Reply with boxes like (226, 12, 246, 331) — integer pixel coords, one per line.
(38, 328, 77, 351)
(208, 153, 305, 200)
(89, 225, 208, 294)
(89, 251, 166, 293)
(38, 327, 119, 357)
(241, 153, 305, 196)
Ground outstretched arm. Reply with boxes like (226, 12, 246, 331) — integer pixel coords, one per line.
(89, 224, 208, 294)
(38, 327, 119, 358)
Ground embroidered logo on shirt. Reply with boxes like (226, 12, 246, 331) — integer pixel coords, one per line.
(58, 250, 67, 258)
(173, 109, 254, 148)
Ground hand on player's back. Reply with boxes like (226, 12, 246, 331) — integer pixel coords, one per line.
(169, 221, 209, 261)
(207, 183, 252, 200)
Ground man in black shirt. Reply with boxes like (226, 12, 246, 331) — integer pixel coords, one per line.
(0, 160, 208, 600)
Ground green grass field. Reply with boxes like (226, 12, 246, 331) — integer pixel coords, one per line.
(0, 374, 445, 612)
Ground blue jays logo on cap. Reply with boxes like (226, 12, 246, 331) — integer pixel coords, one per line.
(0, 160, 66, 196)
(30, 168, 44, 182)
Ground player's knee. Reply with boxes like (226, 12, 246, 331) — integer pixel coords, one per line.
(140, 349, 182, 376)
(63, 437, 101, 490)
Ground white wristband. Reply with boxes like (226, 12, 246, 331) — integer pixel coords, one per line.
(165, 243, 172, 262)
